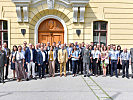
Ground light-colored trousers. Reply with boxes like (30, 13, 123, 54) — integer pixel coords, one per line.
(49, 61, 55, 76)
(15, 61, 27, 79)
(60, 63, 66, 75)
(27, 62, 35, 78)
(83, 62, 89, 75)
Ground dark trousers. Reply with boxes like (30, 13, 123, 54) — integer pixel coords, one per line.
(5, 57, 9, 79)
(0, 67, 4, 83)
(35, 63, 39, 73)
(83, 62, 90, 75)
(92, 59, 98, 75)
(98, 59, 102, 75)
(122, 60, 129, 77)
(106, 60, 111, 75)
(111, 60, 118, 77)
(24, 63, 28, 72)
(38, 62, 46, 78)
(89, 61, 92, 70)
(46, 63, 49, 74)
(72, 60, 78, 74)
(66, 59, 72, 71)
(77, 59, 83, 74)
(55, 59, 59, 73)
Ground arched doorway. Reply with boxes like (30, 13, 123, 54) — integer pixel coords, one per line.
(38, 18, 64, 45)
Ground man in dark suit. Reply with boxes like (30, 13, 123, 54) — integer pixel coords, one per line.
(0, 45, 7, 83)
(35, 44, 40, 75)
(25, 43, 37, 80)
(38, 47, 47, 79)
(3, 42, 10, 80)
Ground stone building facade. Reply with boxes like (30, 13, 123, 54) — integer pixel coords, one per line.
(0, 0, 133, 49)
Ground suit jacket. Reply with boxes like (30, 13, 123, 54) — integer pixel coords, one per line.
(82, 48, 91, 63)
(78, 48, 83, 60)
(25, 48, 37, 63)
(44, 50, 49, 63)
(37, 51, 47, 65)
(58, 49, 68, 63)
(3, 47, 11, 57)
(0, 50, 7, 67)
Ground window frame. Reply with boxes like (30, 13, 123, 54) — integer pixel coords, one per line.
(93, 21, 108, 46)
(0, 20, 8, 47)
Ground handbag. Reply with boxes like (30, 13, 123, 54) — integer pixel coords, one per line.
(105, 59, 109, 64)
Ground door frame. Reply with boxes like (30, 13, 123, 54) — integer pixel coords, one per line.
(35, 15, 67, 45)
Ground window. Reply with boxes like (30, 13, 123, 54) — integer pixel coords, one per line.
(0, 20, 8, 46)
(93, 21, 108, 46)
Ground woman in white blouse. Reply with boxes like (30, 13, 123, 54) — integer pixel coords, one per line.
(13, 45, 27, 82)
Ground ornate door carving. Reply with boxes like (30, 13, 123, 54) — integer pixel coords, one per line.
(38, 19, 64, 45)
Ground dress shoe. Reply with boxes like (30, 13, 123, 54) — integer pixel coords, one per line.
(84, 75, 86, 77)
(39, 77, 42, 79)
(33, 77, 37, 80)
(87, 74, 90, 77)
(26, 78, 29, 81)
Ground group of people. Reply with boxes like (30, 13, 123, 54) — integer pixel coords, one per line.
(0, 41, 132, 83)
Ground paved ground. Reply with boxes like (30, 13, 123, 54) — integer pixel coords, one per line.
(0, 73, 133, 100)
(0, 66, 133, 100)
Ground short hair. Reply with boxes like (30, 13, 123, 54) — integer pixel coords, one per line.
(23, 41, 27, 44)
(18, 45, 22, 49)
(117, 45, 121, 50)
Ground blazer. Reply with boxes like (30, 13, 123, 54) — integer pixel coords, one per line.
(37, 51, 47, 65)
(78, 48, 83, 60)
(82, 48, 91, 63)
(44, 50, 48, 63)
(58, 49, 68, 63)
(25, 48, 37, 63)
(0, 50, 7, 67)
(3, 47, 11, 57)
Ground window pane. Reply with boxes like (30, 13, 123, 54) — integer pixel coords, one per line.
(3, 21, 8, 30)
(3, 32, 8, 40)
(101, 22, 107, 30)
(94, 22, 99, 30)
(93, 32, 99, 45)
(100, 32, 107, 45)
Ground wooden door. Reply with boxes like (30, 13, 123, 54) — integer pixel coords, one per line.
(38, 19, 64, 45)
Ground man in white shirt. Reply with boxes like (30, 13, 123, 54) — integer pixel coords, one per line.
(25, 43, 37, 80)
